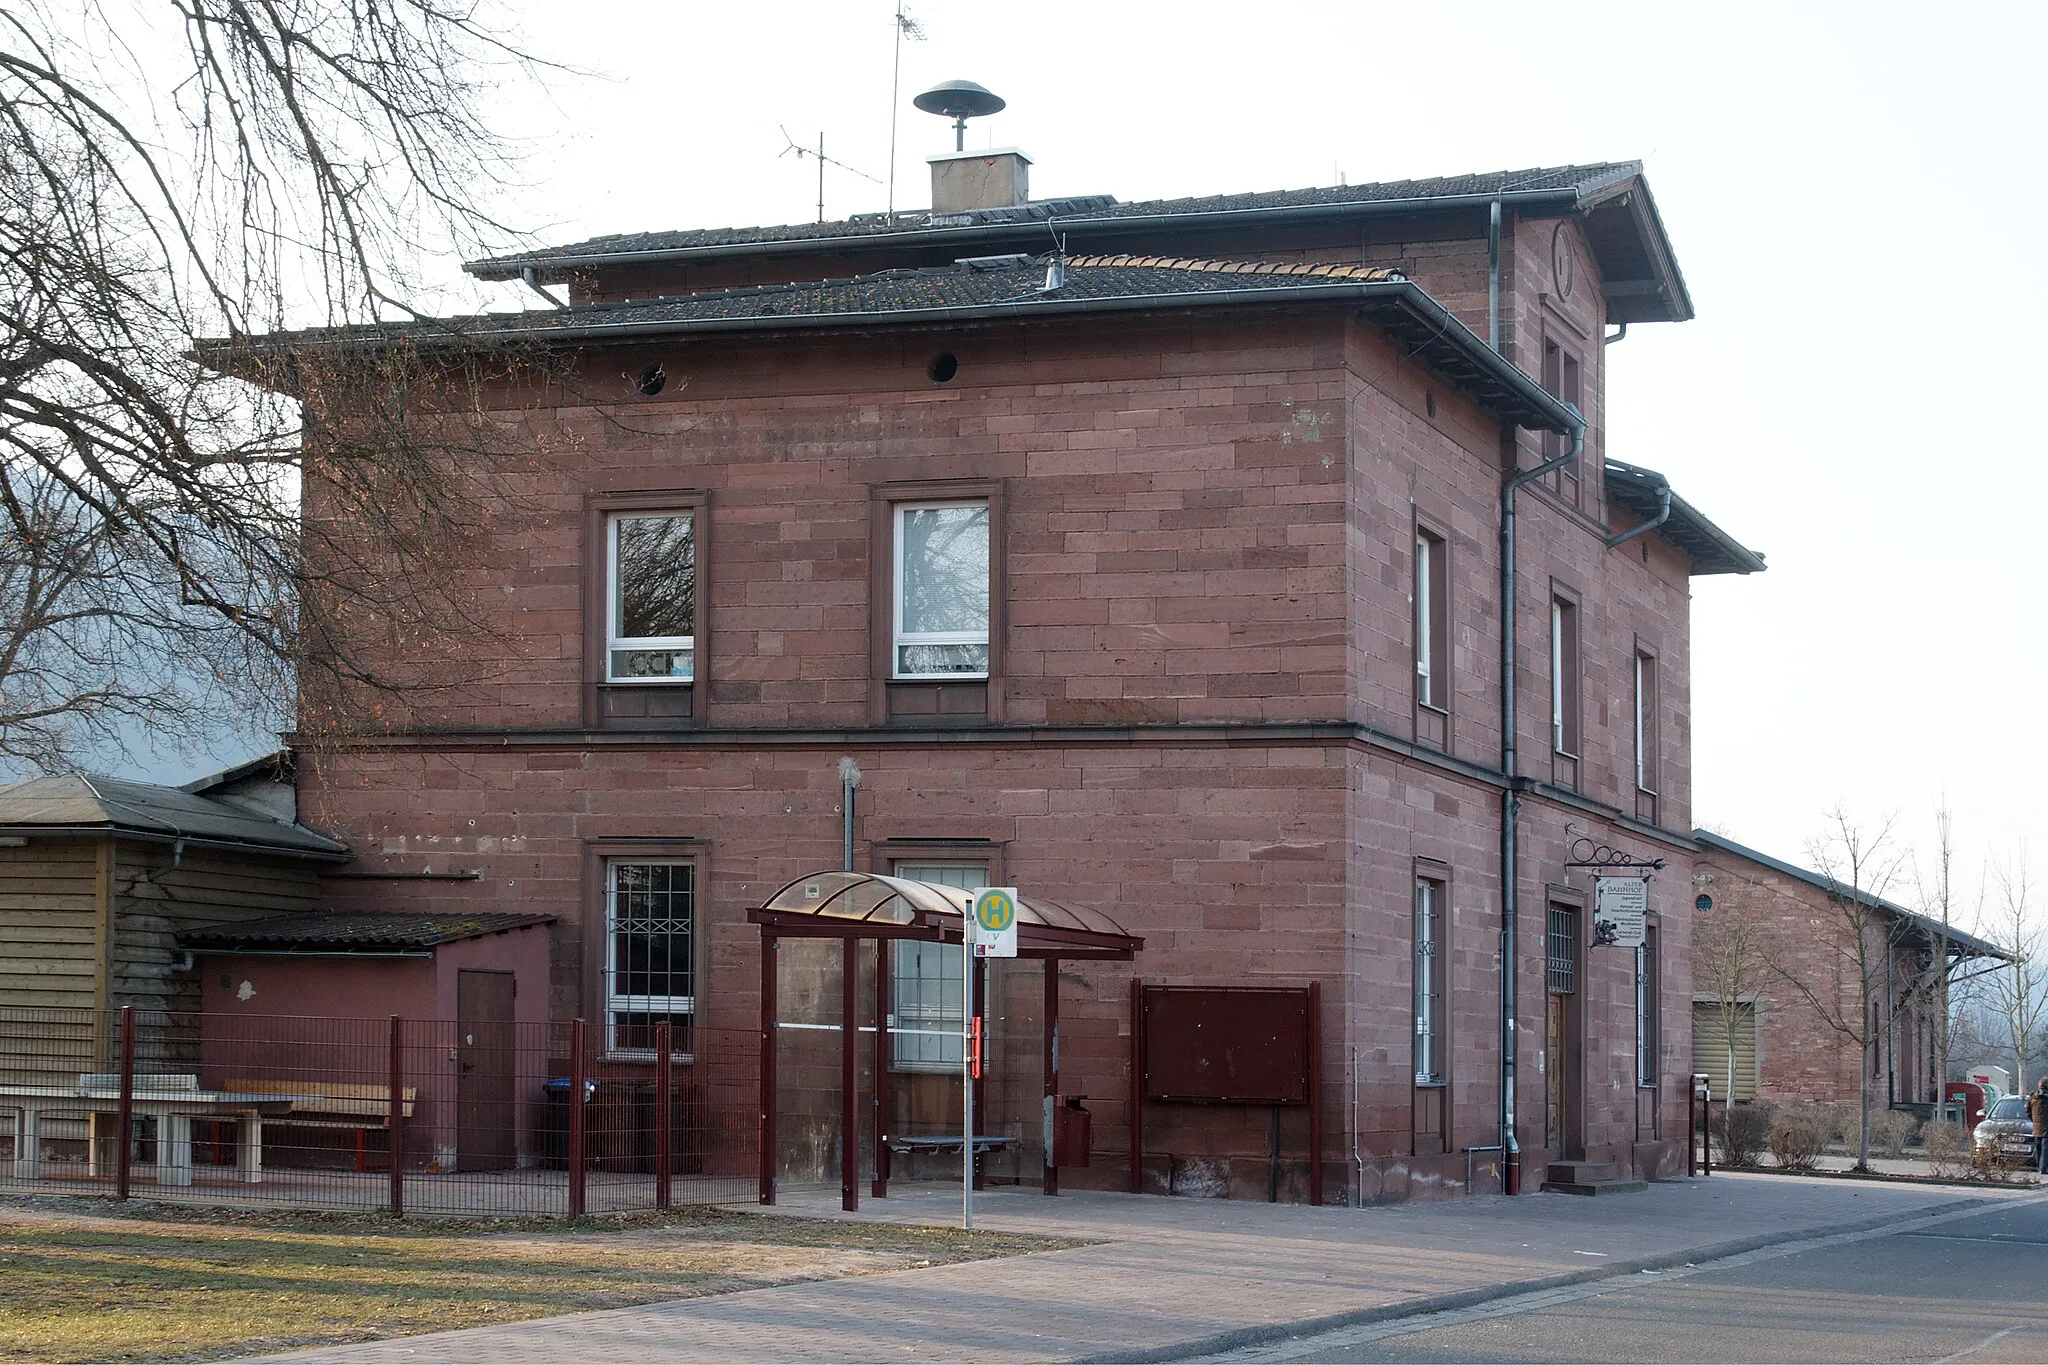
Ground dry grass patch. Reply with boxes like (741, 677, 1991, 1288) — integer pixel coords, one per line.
(0, 1197, 1078, 1363)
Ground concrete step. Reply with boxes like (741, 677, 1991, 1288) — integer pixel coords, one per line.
(1540, 1177, 1649, 1196)
(1540, 1159, 1647, 1196)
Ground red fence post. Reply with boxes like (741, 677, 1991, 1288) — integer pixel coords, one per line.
(655, 1020, 673, 1212)
(1307, 981, 1323, 1206)
(568, 1017, 587, 1217)
(1129, 978, 1144, 1195)
(114, 1006, 134, 1201)
(388, 1016, 404, 1217)
(873, 941, 891, 1199)
(840, 938, 859, 1212)
(760, 933, 777, 1206)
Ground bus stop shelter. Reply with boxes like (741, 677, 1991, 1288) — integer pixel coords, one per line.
(749, 871, 1141, 1210)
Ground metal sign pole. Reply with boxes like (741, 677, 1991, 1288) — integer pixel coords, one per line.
(962, 912, 974, 1232)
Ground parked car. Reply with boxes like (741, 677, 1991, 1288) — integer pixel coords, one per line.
(1972, 1096, 2037, 1163)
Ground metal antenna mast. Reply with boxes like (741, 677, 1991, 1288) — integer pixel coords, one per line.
(886, 3, 926, 222)
(780, 128, 880, 224)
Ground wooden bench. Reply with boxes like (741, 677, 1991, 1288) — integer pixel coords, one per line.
(223, 1079, 418, 1172)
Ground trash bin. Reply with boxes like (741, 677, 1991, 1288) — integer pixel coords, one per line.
(538, 1077, 597, 1169)
(1054, 1097, 1092, 1168)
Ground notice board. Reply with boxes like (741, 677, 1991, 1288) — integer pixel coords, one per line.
(1140, 985, 1312, 1105)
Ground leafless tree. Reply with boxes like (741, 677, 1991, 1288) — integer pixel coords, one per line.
(1771, 806, 1909, 1170)
(0, 1, 553, 768)
(1981, 849, 2044, 1093)
(1908, 804, 1967, 1100)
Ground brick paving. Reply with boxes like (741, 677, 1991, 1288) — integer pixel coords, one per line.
(267, 1174, 2041, 1363)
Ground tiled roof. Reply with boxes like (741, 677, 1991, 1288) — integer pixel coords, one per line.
(428, 254, 1403, 333)
(227, 254, 1578, 435)
(0, 774, 348, 859)
(180, 911, 556, 951)
(1604, 460, 1766, 577)
(466, 163, 1640, 278)
(1692, 832, 2010, 962)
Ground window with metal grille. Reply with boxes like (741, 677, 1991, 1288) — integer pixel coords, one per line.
(1547, 906, 1578, 995)
(606, 861, 693, 1052)
(1414, 877, 1446, 1084)
(889, 863, 984, 1071)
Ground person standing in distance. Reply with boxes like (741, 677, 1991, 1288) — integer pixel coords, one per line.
(2032, 1077, 2048, 1176)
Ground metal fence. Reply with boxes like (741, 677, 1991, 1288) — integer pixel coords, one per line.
(0, 1007, 760, 1215)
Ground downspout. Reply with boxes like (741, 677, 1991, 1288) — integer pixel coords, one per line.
(1487, 199, 1502, 352)
(520, 267, 568, 309)
(1605, 479, 1671, 550)
(1498, 408, 1585, 1195)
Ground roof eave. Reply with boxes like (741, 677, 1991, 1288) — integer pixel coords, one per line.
(464, 186, 1588, 284)
(0, 822, 350, 862)
(217, 279, 1583, 437)
(1605, 459, 1766, 576)
(1693, 830, 2012, 962)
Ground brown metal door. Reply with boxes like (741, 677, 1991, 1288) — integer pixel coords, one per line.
(1545, 906, 1581, 1158)
(457, 970, 517, 1171)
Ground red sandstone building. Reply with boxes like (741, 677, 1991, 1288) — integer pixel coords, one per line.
(1689, 831, 2006, 1115)
(277, 152, 1766, 1202)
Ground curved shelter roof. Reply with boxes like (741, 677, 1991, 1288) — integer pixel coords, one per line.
(751, 871, 1141, 960)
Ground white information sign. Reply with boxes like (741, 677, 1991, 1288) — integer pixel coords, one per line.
(971, 887, 1019, 958)
(1593, 876, 1648, 948)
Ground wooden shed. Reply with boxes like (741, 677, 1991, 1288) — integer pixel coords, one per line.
(0, 757, 349, 1085)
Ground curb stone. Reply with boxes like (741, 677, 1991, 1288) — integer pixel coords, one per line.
(1073, 1196, 1997, 1364)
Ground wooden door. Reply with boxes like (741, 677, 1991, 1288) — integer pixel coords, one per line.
(1545, 905, 1581, 1158)
(457, 970, 517, 1171)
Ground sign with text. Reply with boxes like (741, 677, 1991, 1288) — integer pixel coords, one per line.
(971, 887, 1019, 958)
(1593, 876, 1648, 948)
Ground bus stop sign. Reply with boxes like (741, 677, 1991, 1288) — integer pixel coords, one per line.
(971, 887, 1019, 958)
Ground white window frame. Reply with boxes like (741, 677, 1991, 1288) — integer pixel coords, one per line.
(1415, 878, 1444, 1084)
(1634, 651, 1656, 794)
(604, 859, 694, 1057)
(1415, 534, 1434, 708)
(606, 511, 695, 684)
(889, 862, 985, 1072)
(1551, 598, 1576, 755)
(892, 501, 990, 680)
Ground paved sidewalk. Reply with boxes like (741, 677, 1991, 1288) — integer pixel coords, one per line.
(268, 1173, 2042, 1363)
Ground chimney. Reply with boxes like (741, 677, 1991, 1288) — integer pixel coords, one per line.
(928, 148, 1031, 214)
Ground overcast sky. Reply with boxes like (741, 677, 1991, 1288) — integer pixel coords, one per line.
(134, 0, 2046, 913)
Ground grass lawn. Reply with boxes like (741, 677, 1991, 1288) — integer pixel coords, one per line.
(0, 1196, 1075, 1362)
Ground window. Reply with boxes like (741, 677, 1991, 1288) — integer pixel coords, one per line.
(1415, 529, 1448, 711)
(605, 862, 693, 1052)
(1542, 340, 1583, 507)
(1546, 905, 1578, 995)
(1634, 650, 1658, 794)
(1550, 596, 1580, 756)
(607, 512, 695, 682)
(893, 502, 990, 678)
(1637, 928, 1659, 1087)
(889, 862, 984, 1071)
(1415, 877, 1445, 1084)
(1691, 1001, 1757, 1101)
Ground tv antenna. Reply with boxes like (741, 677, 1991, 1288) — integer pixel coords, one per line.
(779, 128, 880, 224)
(886, 3, 928, 222)
(913, 79, 1005, 152)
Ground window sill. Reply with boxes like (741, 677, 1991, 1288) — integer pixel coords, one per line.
(1415, 1077, 1448, 1089)
(885, 679, 988, 726)
(1418, 701, 1449, 718)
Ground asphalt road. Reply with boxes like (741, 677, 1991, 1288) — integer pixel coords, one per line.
(1195, 1197, 2048, 1364)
